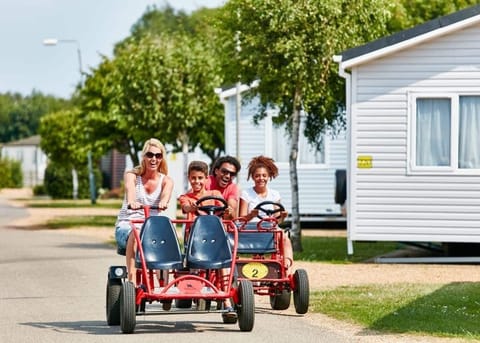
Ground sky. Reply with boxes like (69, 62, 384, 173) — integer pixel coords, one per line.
(0, 0, 226, 99)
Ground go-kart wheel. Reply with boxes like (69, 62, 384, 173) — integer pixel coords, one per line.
(175, 298, 193, 309)
(120, 281, 136, 334)
(237, 280, 255, 331)
(293, 269, 309, 314)
(106, 277, 121, 325)
(269, 289, 291, 310)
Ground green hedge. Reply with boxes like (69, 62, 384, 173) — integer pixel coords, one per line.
(44, 161, 102, 199)
(0, 157, 23, 189)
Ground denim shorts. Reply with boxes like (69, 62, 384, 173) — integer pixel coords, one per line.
(115, 222, 132, 250)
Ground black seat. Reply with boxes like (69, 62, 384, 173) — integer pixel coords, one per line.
(135, 216, 184, 270)
(229, 231, 276, 254)
(186, 215, 232, 269)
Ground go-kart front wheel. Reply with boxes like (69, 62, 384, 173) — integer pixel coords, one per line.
(106, 277, 121, 325)
(293, 269, 309, 314)
(120, 281, 136, 334)
(237, 279, 255, 331)
(269, 289, 291, 310)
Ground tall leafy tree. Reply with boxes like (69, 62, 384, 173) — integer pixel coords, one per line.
(387, 0, 480, 33)
(80, 33, 224, 190)
(117, 4, 225, 164)
(0, 91, 69, 143)
(218, 0, 392, 251)
(39, 108, 96, 199)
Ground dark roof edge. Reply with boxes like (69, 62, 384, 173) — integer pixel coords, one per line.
(340, 4, 480, 62)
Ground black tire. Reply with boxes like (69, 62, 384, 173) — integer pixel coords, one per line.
(120, 281, 136, 334)
(334, 169, 347, 205)
(237, 280, 255, 332)
(293, 269, 309, 314)
(176, 298, 193, 309)
(269, 289, 291, 310)
(106, 277, 121, 325)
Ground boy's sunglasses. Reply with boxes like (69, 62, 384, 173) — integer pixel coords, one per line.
(220, 167, 237, 177)
(145, 151, 162, 159)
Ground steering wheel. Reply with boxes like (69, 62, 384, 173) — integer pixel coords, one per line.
(196, 195, 228, 216)
(254, 201, 286, 220)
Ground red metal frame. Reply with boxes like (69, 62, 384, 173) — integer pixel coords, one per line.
(129, 207, 240, 309)
(234, 217, 295, 296)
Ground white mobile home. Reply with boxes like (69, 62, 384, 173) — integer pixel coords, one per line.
(1, 135, 47, 187)
(334, 5, 480, 253)
(219, 85, 347, 220)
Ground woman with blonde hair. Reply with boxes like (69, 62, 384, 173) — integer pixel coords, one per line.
(114, 138, 174, 283)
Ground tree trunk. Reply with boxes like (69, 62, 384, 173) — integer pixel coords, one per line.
(71, 168, 78, 200)
(289, 89, 303, 252)
(178, 131, 190, 193)
(182, 139, 189, 193)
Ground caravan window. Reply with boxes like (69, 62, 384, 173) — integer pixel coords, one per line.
(272, 121, 325, 165)
(409, 94, 480, 173)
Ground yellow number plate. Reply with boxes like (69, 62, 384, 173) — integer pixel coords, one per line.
(242, 262, 269, 279)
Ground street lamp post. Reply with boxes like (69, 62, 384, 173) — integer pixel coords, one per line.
(43, 38, 96, 204)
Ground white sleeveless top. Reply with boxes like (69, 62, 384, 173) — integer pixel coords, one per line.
(115, 174, 165, 226)
(240, 187, 281, 223)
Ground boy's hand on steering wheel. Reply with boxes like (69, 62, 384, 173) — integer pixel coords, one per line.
(185, 203, 197, 213)
(223, 206, 233, 219)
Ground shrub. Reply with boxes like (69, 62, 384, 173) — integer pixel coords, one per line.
(32, 184, 47, 196)
(43, 161, 102, 199)
(0, 157, 23, 189)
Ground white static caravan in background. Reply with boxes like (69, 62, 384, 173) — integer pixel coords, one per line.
(0, 135, 47, 187)
(335, 5, 480, 254)
(218, 85, 347, 221)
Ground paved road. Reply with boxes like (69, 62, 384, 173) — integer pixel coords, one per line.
(0, 198, 350, 343)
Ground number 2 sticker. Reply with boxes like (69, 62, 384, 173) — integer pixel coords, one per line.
(242, 262, 268, 279)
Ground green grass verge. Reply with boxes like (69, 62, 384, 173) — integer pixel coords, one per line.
(295, 236, 399, 263)
(312, 282, 480, 339)
(26, 199, 121, 209)
(45, 215, 116, 229)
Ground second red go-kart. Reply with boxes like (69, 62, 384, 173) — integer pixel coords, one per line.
(231, 201, 309, 314)
(105, 197, 255, 333)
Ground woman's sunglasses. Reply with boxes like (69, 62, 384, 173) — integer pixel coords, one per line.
(145, 151, 162, 159)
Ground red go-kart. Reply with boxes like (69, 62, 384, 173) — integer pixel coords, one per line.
(231, 201, 309, 314)
(106, 197, 255, 333)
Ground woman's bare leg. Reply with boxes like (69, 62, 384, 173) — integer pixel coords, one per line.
(126, 233, 136, 283)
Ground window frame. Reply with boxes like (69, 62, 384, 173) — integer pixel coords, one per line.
(408, 91, 480, 175)
(268, 113, 328, 169)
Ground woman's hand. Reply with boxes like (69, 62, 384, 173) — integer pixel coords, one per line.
(128, 201, 142, 210)
(158, 201, 169, 211)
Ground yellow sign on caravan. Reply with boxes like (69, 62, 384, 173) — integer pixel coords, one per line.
(357, 155, 372, 169)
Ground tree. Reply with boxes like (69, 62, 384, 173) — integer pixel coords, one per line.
(39, 108, 101, 199)
(387, 0, 480, 33)
(115, 4, 225, 164)
(80, 33, 224, 191)
(0, 91, 70, 143)
(218, 0, 392, 251)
